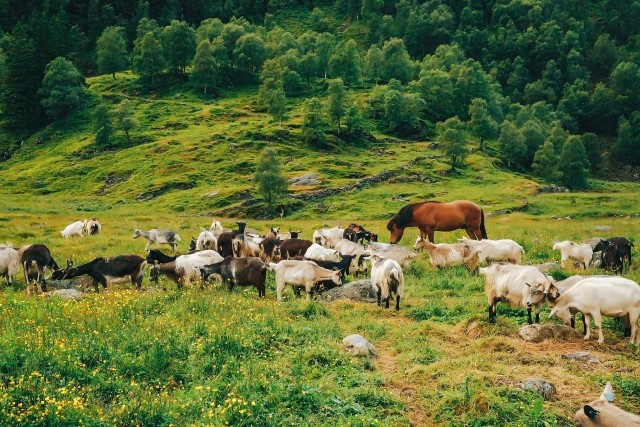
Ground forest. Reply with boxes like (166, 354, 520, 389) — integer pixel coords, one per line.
(0, 0, 639, 188)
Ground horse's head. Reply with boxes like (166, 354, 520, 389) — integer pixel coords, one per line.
(387, 218, 404, 244)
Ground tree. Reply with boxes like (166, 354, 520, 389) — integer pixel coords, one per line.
(253, 147, 288, 213)
(299, 52, 317, 87)
(468, 98, 498, 151)
(96, 26, 128, 79)
(132, 32, 165, 83)
(315, 33, 336, 79)
(94, 104, 113, 148)
(258, 77, 286, 126)
(437, 116, 468, 169)
(532, 140, 561, 183)
(114, 99, 139, 144)
(345, 104, 369, 140)
(363, 45, 383, 83)
(381, 38, 412, 84)
(39, 57, 85, 122)
(302, 97, 327, 146)
(580, 132, 602, 172)
(192, 39, 217, 94)
(327, 78, 347, 134)
(613, 112, 640, 165)
(559, 136, 590, 189)
(328, 39, 362, 86)
(233, 33, 266, 74)
(162, 20, 196, 75)
(498, 121, 527, 170)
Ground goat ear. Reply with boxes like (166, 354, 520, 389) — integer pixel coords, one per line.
(584, 405, 599, 420)
(600, 382, 615, 402)
(525, 282, 531, 287)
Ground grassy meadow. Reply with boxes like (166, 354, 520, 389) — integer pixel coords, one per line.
(1, 70, 640, 426)
(0, 205, 639, 426)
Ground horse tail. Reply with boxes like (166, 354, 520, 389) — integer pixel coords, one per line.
(480, 209, 488, 239)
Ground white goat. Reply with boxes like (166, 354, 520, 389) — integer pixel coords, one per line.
(196, 230, 218, 251)
(369, 254, 404, 310)
(324, 237, 370, 275)
(133, 229, 182, 251)
(269, 260, 342, 301)
(210, 220, 224, 236)
(481, 263, 554, 324)
(575, 382, 640, 426)
(549, 276, 640, 344)
(174, 250, 224, 285)
(367, 242, 417, 269)
(413, 237, 478, 271)
(0, 244, 20, 285)
(84, 219, 102, 235)
(313, 225, 344, 245)
(304, 243, 340, 262)
(552, 240, 593, 269)
(459, 237, 524, 264)
(61, 220, 87, 238)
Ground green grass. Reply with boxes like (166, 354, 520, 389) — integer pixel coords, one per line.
(1, 66, 640, 426)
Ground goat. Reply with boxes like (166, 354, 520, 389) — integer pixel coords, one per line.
(313, 225, 344, 245)
(133, 228, 182, 251)
(278, 230, 301, 240)
(367, 242, 417, 269)
(480, 263, 554, 324)
(210, 220, 224, 236)
(18, 244, 59, 294)
(0, 243, 20, 285)
(196, 230, 217, 251)
(549, 276, 640, 344)
(343, 228, 358, 243)
(51, 255, 146, 292)
(146, 249, 177, 264)
(552, 240, 593, 269)
(304, 243, 340, 262)
(459, 237, 524, 264)
(348, 223, 378, 244)
(149, 250, 223, 288)
(232, 234, 262, 258)
(413, 237, 479, 272)
(84, 218, 101, 235)
(280, 238, 314, 259)
(269, 260, 342, 301)
(200, 256, 267, 297)
(216, 221, 247, 258)
(307, 253, 356, 287)
(574, 382, 640, 426)
(323, 237, 370, 275)
(259, 237, 282, 263)
(61, 220, 86, 238)
(368, 254, 404, 310)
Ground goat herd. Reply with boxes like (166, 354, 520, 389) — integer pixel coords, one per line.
(1, 212, 640, 424)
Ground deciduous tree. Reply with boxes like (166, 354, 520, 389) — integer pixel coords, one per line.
(96, 26, 128, 79)
(253, 147, 288, 213)
(39, 57, 85, 122)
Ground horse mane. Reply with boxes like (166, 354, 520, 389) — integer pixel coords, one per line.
(387, 203, 417, 230)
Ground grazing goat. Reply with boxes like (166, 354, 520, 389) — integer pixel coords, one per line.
(145, 249, 178, 264)
(549, 276, 640, 344)
(61, 220, 86, 238)
(52, 255, 146, 291)
(216, 222, 247, 257)
(552, 240, 593, 269)
(150, 250, 223, 288)
(575, 382, 640, 426)
(323, 237, 370, 275)
(85, 218, 101, 235)
(0, 244, 20, 285)
(259, 237, 282, 263)
(348, 223, 378, 244)
(313, 226, 344, 245)
(133, 229, 182, 251)
(280, 238, 314, 259)
(232, 234, 262, 258)
(196, 230, 217, 251)
(459, 237, 524, 264)
(480, 263, 554, 324)
(18, 244, 59, 294)
(367, 242, 417, 269)
(413, 237, 478, 272)
(304, 243, 340, 262)
(369, 254, 404, 310)
(200, 256, 267, 297)
(307, 254, 357, 286)
(269, 260, 341, 301)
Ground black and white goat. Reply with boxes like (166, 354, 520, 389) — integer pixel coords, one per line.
(52, 255, 147, 292)
(18, 244, 60, 294)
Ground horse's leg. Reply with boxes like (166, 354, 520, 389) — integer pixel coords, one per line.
(427, 228, 435, 243)
(465, 227, 478, 240)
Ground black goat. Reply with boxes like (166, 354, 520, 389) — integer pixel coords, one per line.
(51, 255, 146, 292)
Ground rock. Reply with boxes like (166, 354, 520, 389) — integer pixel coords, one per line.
(47, 276, 94, 290)
(519, 324, 583, 343)
(515, 378, 556, 400)
(562, 352, 601, 364)
(593, 225, 614, 232)
(321, 279, 377, 303)
(584, 237, 605, 250)
(46, 289, 83, 301)
(288, 173, 321, 186)
(342, 334, 378, 358)
(590, 251, 603, 268)
(539, 185, 568, 193)
(534, 262, 562, 272)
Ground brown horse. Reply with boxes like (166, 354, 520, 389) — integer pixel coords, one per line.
(387, 200, 487, 244)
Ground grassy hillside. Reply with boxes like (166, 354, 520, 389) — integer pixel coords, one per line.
(1, 71, 640, 426)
